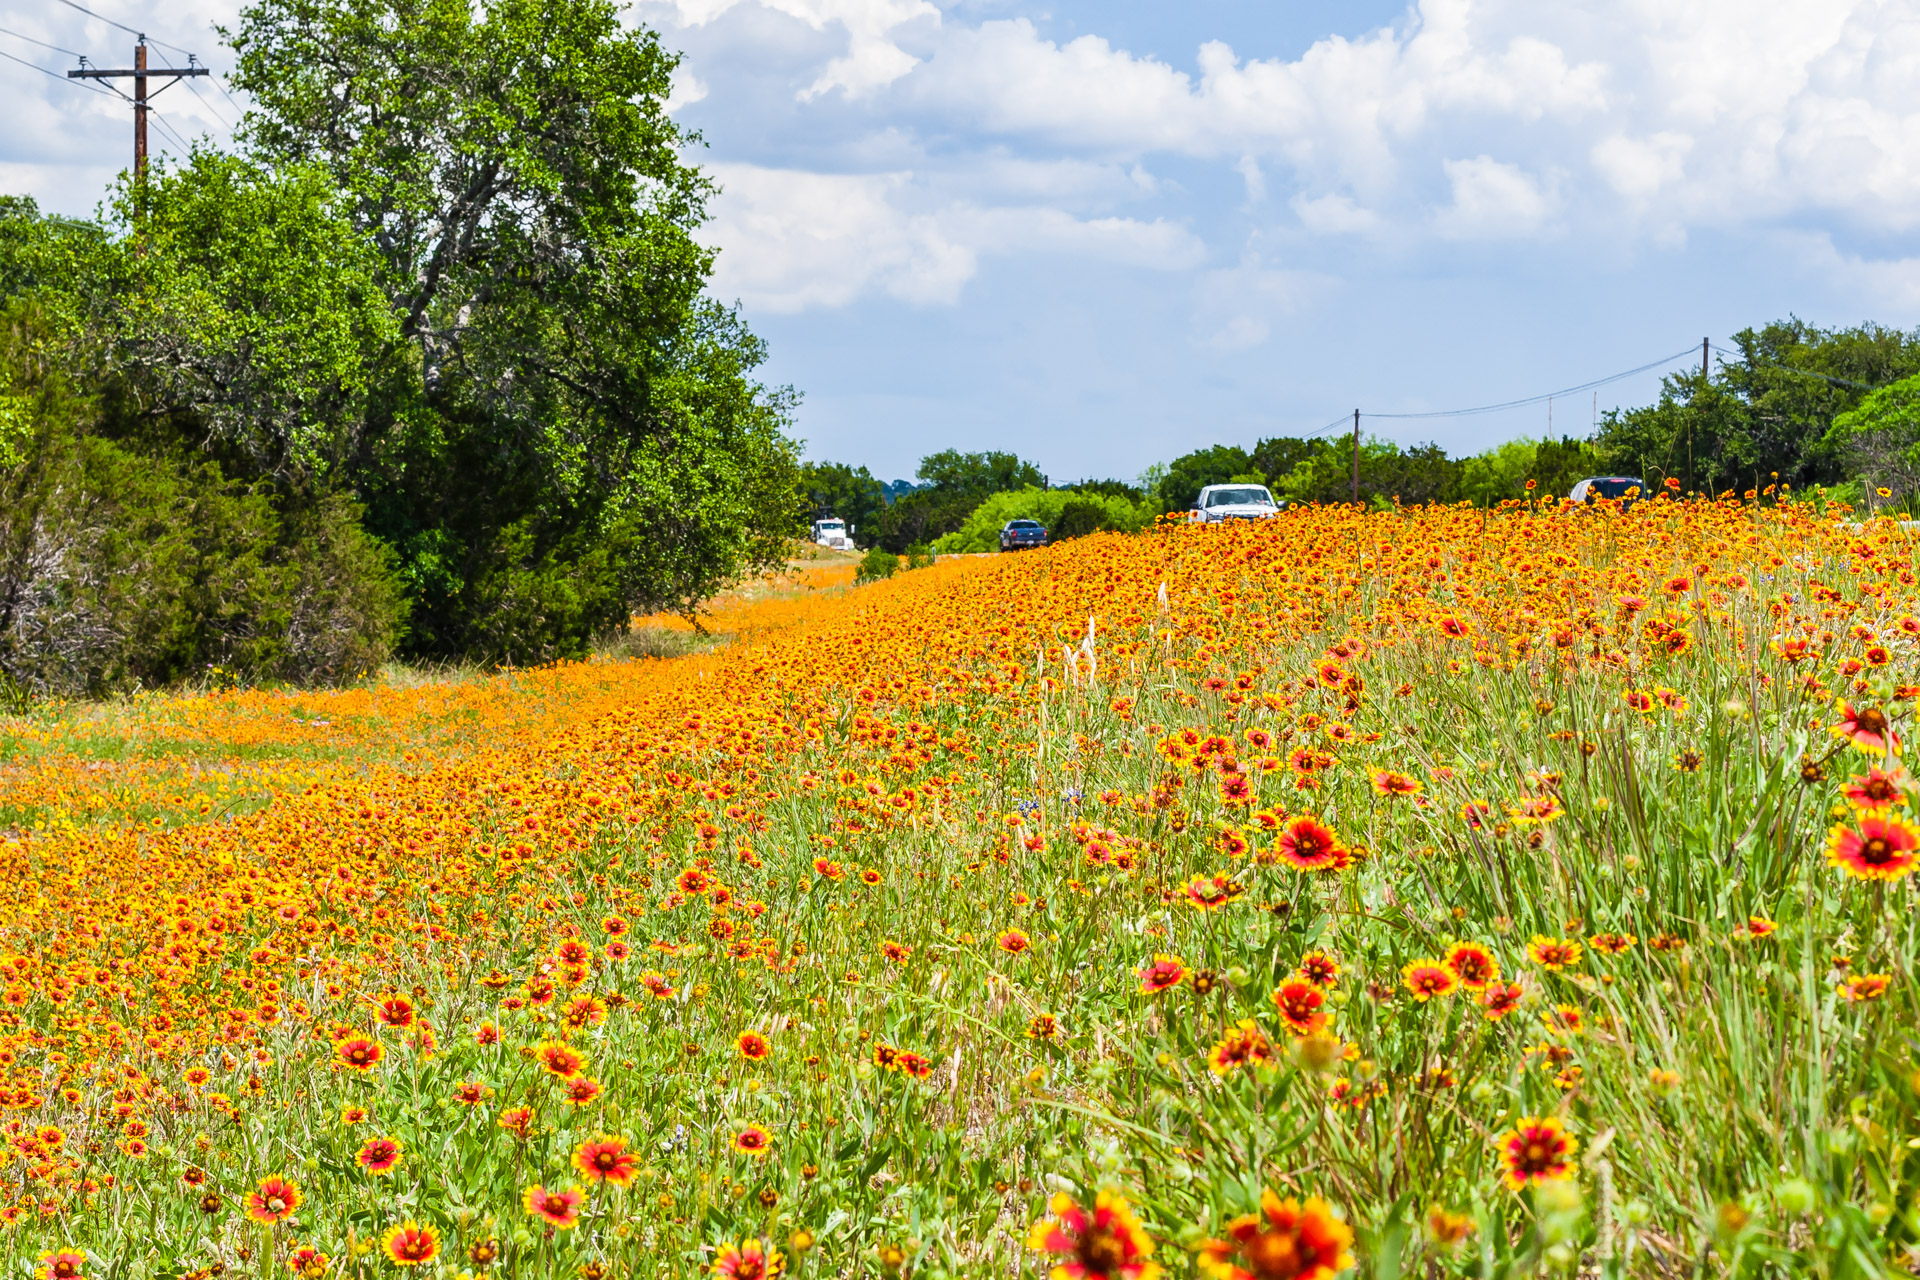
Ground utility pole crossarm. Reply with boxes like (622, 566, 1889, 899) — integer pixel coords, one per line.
(68, 67, 208, 77)
(67, 39, 208, 178)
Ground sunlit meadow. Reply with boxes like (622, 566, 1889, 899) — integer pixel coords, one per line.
(1, 496, 1917, 1279)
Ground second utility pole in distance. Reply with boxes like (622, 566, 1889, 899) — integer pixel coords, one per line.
(69, 38, 208, 178)
(1351, 409, 1360, 503)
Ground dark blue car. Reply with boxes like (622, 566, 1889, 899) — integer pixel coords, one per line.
(999, 519, 1047, 551)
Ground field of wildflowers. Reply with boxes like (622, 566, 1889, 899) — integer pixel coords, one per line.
(1, 497, 1917, 1279)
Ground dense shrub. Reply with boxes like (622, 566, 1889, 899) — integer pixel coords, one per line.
(0, 439, 405, 697)
(1051, 497, 1116, 540)
(932, 487, 1158, 553)
(0, 302, 405, 697)
(855, 548, 901, 582)
(1827, 371, 1920, 513)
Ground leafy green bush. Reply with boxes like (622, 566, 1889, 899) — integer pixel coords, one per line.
(1827, 372, 1920, 511)
(856, 548, 901, 582)
(932, 487, 1157, 553)
(1051, 497, 1115, 541)
(277, 492, 409, 683)
(1451, 439, 1539, 507)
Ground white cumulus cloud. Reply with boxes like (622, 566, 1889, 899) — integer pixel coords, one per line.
(1434, 155, 1557, 239)
(895, 0, 1920, 242)
(702, 163, 1206, 311)
(1191, 255, 1338, 351)
(704, 166, 975, 309)
(645, 0, 939, 97)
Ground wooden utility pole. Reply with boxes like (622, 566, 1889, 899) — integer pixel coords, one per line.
(1351, 409, 1360, 503)
(1688, 335, 1707, 494)
(70, 39, 206, 179)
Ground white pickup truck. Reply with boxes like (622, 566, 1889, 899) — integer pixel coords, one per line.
(1190, 484, 1282, 523)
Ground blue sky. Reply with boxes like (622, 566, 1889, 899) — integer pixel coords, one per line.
(6, 0, 1920, 482)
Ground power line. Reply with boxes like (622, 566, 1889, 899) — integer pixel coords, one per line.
(1375, 348, 1702, 421)
(41, 0, 236, 120)
(49, 0, 197, 59)
(181, 75, 229, 129)
(145, 103, 196, 155)
(49, 0, 137, 38)
(1362, 345, 1701, 420)
(0, 23, 86, 58)
(1708, 342, 1876, 391)
(146, 31, 196, 59)
(0, 42, 114, 94)
(210, 72, 244, 119)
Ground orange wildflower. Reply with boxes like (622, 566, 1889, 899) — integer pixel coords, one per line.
(1443, 942, 1499, 990)
(36, 1255, 85, 1280)
(1137, 954, 1187, 994)
(1207, 1020, 1275, 1075)
(334, 1037, 383, 1072)
(1270, 978, 1329, 1036)
(1274, 817, 1342, 872)
(1825, 811, 1920, 881)
(1401, 960, 1457, 1001)
(1368, 769, 1421, 798)
(1841, 767, 1908, 808)
(1296, 950, 1340, 987)
(1026, 1189, 1161, 1280)
(246, 1175, 301, 1224)
(1833, 702, 1901, 755)
(572, 1135, 641, 1185)
(356, 1136, 402, 1175)
(1198, 1191, 1354, 1280)
(381, 1223, 440, 1266)
(1479, 982, 1523, 1021)
(1839, 973, 1891, 1002)
(1527, 937, 1583, 970)
(714, 1240, 786, 1280)
(1497, 1117, 1577, 1190)
(1183, 873, 1241, 910)
(522, 1184, 583, 1228)
(534, 1040, 588, 1079)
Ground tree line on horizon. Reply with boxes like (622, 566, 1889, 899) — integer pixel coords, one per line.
(806, 317, 1920, 555)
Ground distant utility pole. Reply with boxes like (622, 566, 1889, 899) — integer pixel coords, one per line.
(1351, 409, 1360, 503)
(1689, 335, 1708, 494)
(69, 38, 207, 179)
